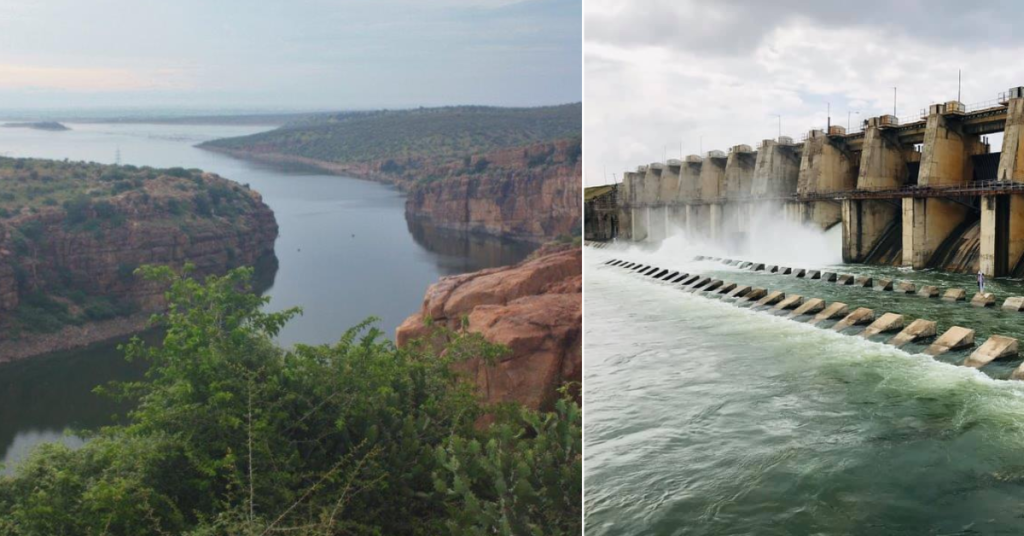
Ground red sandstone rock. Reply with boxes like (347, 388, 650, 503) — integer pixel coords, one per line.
(404, 141, 581, 242)
(206, 140, 582, 243)
(397, 245, 581, 412)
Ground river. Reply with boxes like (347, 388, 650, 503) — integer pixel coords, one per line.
(0, 122, 535, 471)
(585, 231, 1024, 535)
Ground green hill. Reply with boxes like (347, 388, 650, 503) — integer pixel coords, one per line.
(199, 103, 581, 166)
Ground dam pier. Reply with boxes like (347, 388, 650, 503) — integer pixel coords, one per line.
(598, 86, 1024, 276)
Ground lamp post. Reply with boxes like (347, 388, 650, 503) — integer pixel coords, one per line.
(848, 110, 859, 131)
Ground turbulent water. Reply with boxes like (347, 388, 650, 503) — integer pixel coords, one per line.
(0, 121, 535, 472)
(585, 232, 1024, 535)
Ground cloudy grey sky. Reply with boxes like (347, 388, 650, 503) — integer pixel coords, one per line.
(0, 0, 580, 111)
(585, 0, 1024, 186)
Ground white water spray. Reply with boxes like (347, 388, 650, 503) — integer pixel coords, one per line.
(614, 202, 843, 269)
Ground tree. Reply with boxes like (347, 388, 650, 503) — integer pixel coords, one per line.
(0, 265, 582, 536)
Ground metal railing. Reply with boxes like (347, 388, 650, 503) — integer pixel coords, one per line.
(618, 180, 1024, 208)
(966, 98, 1003, 113)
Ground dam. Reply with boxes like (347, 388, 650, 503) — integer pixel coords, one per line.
(605, 86, 1024, 277)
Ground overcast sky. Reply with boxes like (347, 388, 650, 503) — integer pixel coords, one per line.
(0, 0, 580, 111)
(585, 0, 1024, 186)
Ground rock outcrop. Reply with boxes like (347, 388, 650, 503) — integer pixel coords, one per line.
(404, 140, 582, 242)
(396, 244, 581, 412)
(0, 162, 277, 359)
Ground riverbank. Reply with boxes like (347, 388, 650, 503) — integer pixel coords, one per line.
(0, 313, 148, 363)
(0, 157, 278, 362)
(201, 141, 582, 243)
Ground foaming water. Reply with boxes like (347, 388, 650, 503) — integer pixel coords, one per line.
(634, 205, 843, 269)
(585, 247, 1024, 535)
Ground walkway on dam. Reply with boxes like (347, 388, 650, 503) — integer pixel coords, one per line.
(626, 179, 1024, 207)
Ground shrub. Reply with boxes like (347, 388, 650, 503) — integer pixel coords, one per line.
(0, 266, 582, 535)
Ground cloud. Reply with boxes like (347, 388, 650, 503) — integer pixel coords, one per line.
(584, 3, 1024, 186)
(0, 64, 189, 92)
(0, 0, 580, 109)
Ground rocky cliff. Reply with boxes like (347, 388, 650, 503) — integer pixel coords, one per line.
(0, 158, 277, 359)
(198, 105, 581, 243)
(404, 140, 582, 243)
(396, 244, 581, 412)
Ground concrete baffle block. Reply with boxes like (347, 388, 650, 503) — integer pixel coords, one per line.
(738, 262, 752, 269)
(755, 291, 785, 307)
(779, 267, 793, 275)
(859, 313, 904, 338)
(681, 275, 701, 285)
(896, 281, 917, 294)
(743, 287, 768, 301)
(1003, 296, 1024, 311)
(687, 277, 712, 292)
(942, 288, 967, 302)
(820, 272, 837, 282)
(773, 294, 804, 310)
(693, 255, 705, 261)
(671, 273, 690, 283)
(970, 292, 996, 307)
(888, 319, 937, 347)
(788, 298, 825, 318)
(766, 265, 779, 273)
(717, 282, 737, 294)
(702, 279, 724, 293)
(794, 269, 807, 278)
(924, 326, 976, 356)
(726, 285, 752, 299)
(808, 302, 849, 326)
(918, 285, 939, 298)
(751, 263, 766, 271)
(964, 335, 1019, 368)
(807, 270, 821, 279)
(874, 279, 894, 291)
(855, 276, 873, 287)
(836, 274, 855, 285)
(832, 308, 875, 331)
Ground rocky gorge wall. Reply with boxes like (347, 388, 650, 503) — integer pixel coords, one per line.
(0, 169, 277, 360)
(396, 244, 581, 413)
(403, 140, 582, 242)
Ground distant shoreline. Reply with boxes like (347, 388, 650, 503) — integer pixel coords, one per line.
(2, 121, 70, 131)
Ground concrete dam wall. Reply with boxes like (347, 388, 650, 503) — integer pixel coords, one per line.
(611, 86, 1024, 277)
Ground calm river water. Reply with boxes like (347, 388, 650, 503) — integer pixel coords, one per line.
(0, 122, 534, 471)
(586, 237, 1024, 535)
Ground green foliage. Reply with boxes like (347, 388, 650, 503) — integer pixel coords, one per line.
(11, 292, 79, 333)
(203, 104, 582, 166)
(166, 198, 183, 215)
(472, 158, 490, 174)
(527, 146, 557, 168)
(0, 266, 581, 535)
(62, 195, 92, 226)
(434, 395, 582, 536)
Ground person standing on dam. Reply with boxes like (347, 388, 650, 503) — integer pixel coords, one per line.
(978, 270, 986, 294)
